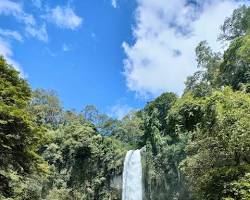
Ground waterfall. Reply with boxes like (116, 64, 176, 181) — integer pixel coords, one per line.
(122, 150, 142, 200)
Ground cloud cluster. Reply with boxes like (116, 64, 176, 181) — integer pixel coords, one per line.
(0, 28, 23, 42)
(0, 0, 83, 73)
(111, 0, 118, 8)
(46, 6, 82, 30)
(0, 0, 83, 41)
(25, 24, 48, 42)
(0, 0, 43, 41)
(0, 0, 35, 25)
(123, 0, 249, 97)
(0, 0, 47, 72)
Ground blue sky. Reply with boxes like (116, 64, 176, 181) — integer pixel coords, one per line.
(0, 0, 249, 119)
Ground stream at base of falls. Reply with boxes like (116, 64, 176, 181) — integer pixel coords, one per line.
(122, 149, 142, 200)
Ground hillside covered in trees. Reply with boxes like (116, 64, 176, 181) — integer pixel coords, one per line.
(0, 5, 250, 200)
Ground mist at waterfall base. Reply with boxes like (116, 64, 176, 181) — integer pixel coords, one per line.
(122, 150, 143, 200)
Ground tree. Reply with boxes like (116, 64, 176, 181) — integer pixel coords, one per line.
(144, 92, 177, 135)
(219, 34, 250, 90)
(82, 105, 99, 124)
(29, 89, 63, 128)
(42, 113, 126, 200)
(82, 105, 117, 136)
(112, 111, 144, 148)
(179, 88, 250, 200)
(0, 57, 46, 198)
(142, 92, 191, 200)
(219, 5, 250, 41)
(184, 41, 222, 97)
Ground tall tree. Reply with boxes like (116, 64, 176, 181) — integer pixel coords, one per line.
(179, 88, 250, 200)
(219, 34, 250, 91)
(29, 89, 62, 128)
(0, 57, 46, 198)
(185, 41, 221, 97)
(219, 5, 250, 41)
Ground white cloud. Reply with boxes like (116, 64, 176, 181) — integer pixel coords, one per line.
(109, 104, 134, 120)
(0, 1, 31, 75)
(0, 0, 35, 25)
(111, 0, 117, 8)
(0, 37, 24, 76)
(47, 6, 82, 30)
(0, 0, 49, 78)
(0, 0, 48, 42)
(0, 0, 22, 15)
(0, 28, 23, 42)
(123, 0, 250, 97)
(25, 24, 48, 42)
(62, 43, 70, 51)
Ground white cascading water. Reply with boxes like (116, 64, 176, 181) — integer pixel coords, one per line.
(122, 150, 142, 200)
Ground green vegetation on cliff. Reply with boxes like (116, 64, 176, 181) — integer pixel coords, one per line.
(0, 5, 250, 200)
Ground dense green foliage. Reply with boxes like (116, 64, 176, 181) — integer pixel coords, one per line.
(0, 5, 250, 200)
(0, 57, 47, 199)
(141, 5, 250, 200)
(42, 118, 125, 199)
(178, 88, 250, 200)
(0, 58, 127, 199)
(219, 5, 250, 41)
